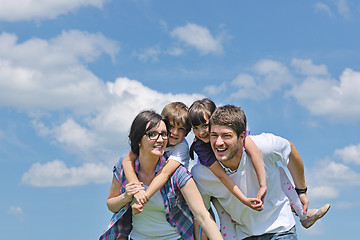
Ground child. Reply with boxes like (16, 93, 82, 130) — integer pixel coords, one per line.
(122, 101, 193, 214)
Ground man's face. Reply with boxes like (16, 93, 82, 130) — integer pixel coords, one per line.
(210, 124, 245, 164)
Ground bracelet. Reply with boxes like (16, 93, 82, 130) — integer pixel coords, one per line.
(295, 187, 307, 194)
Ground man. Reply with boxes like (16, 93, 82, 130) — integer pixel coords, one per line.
(191, 105, 309, 239)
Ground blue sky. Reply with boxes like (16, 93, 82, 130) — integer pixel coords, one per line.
(1, 0, 359, 239)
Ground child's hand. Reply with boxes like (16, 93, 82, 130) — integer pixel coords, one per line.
(256, 185, 267, 203)
(134, 189, 148, 205)
(132, 202, 144, 215)
(246, 198, 264, 211)
(125, 182, 144, 200)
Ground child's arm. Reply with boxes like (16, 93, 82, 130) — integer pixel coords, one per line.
(208, 161, 263, 211)
(244, 136, 267, 203)
(146, 159, 181, 198)
(122, 151, 147, 205)
(132, 159, 181, 215)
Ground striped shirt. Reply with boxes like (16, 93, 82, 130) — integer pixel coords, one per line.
(99, 155, 194, 240)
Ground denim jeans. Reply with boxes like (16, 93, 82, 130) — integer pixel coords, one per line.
(243, 226, 297, 240)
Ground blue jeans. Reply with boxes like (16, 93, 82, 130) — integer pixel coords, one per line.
(243, 226, 297, 240)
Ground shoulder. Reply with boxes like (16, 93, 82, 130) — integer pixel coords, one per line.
(173, 138, 189, 150)
(113, 157, 125, 182)
(191, 162, 212, 180)
(249, 133, 290, 150)
(172, 165, 192, 188)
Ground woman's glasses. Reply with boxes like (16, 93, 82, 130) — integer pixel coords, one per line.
(145, 131, 170, 140)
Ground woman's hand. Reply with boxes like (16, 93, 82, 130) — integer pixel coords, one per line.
(124, 182, 145, 201)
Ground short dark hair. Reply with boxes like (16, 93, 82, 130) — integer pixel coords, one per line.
(210, 105, 247, 138)
(128, 110, 166, 155)
(188, 98, 216, 127)
(161, 102, 191, 135)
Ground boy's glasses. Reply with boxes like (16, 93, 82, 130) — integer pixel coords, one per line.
(145, 131, 170, 140)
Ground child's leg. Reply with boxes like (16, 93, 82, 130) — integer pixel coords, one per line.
(279, 166, 306, 220)
(211, 198, 236, 240)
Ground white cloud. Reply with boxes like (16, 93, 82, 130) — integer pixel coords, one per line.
(307, 159, 360, 200)
(230, 59, 293, 100)
(8, 206, 24, 215)
(336, 0, 351, 19)
(291, 58, 329, 76)
(335, 201, 360, 209)
(134, 46, 161, 62)
(204, 82, 227, 95)
(314, 3, 333, 17)
(0, 31, 206, 187)
(21, 160, 111, 187)
(26, 77, 203, 185)
(335, 143, 360, 165)
(166, 47, 184, 56)
(171, 23, 224, 55)
(0, 0, 106, 22)
(287, 68, 360, 122)
(309, 185, 339, 199)
(0, 30, 119, 111)
(8, 206, 25, 221)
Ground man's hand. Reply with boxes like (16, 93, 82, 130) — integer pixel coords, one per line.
(298, 193, 309, 214)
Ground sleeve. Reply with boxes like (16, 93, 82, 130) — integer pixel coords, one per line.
(255, 133, 292, 167)
(113, 157, 124, 182)
(194, 141, 217, 167)
(173, 165, 192, 189)
(167, 139, 190, 167)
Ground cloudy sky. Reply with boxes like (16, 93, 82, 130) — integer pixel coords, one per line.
(1, 0, 359, 239)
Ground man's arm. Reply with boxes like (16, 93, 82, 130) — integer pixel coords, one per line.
(287, 141, 309, 213)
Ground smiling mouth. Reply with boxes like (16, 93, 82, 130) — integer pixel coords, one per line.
(153, 144, 164, 149)
(215, 147, 227, 153)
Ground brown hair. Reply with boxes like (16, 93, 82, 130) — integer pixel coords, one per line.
(210, 104, 247, 138)
(188, 98, 216, 127)
(161, 102, 191, 135)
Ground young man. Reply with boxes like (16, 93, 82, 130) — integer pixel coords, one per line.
(192, 104, 309, 239)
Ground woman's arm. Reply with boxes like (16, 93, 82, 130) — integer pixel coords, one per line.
(106, 175, 144, 213)
(122, 151, 148, 205)
(180, 178, 223, 240)
(244, 136, 267, 203)
(209, 161, 263, 211)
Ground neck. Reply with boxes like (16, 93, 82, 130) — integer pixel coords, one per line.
(138, 149, 159, 176)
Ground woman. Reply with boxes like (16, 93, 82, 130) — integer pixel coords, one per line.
(99, 110, 223, 240)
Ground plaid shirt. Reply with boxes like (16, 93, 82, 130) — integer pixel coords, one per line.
(99, 156, 194, 240)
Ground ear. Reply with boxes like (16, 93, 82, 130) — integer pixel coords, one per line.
(239, 131, 246, 144)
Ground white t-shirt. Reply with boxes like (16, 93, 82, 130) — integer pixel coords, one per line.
(165, 138, 190, 170)
(191, 133, 296, 239)
(130, 187, 181, 240)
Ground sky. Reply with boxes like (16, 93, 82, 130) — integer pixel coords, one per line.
(1, 0, 359, 239)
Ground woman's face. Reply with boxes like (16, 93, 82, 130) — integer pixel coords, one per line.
(140, 120, 168, 156)
(192, 113, 210, 143)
